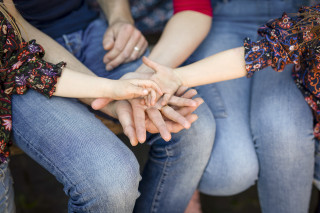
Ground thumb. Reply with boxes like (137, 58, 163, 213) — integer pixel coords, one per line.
(91, 98, 113, 110)
(103, 30, 115, 50)
(142, 56, 161, 73)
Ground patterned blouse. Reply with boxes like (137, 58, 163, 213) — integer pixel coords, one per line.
(244, 4, 320, 140)
(0, 10, 64, 163)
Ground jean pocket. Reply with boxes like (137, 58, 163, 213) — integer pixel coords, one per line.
(195, 84, 227, 119)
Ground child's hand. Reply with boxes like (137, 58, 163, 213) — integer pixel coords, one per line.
(142, 57, 183, 106)
(109, 79, 162, 101)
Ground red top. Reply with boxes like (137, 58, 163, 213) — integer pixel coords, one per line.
(173, 0, 213, 17)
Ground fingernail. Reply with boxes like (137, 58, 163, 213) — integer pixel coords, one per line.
(143, 89, 148, 95)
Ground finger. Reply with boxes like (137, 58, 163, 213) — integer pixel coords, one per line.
(176, 97, 204, 116)
(146, 107, 171, 141)
(146, 89, 156, 106)
(146, 114, 198, 134)
(142, 56, 161, 73)
(116, 101, 139, 146)
(107, 30, 142, 69)
(181, 89, 198, 99)
(175, 86, 189, 96)
(104, 27, 133, 67)
(161, 93, 171, 106)
(161, 106, 191, 129)
(131, 100, 147, 143)
(103, 29, 115, 50)
(91, 98, 113, 110)
(137, 40, 148, 58)
(133, 79, 163, 96)
(127, 36, 148, 62)
(168, 96, 197, 107)
(164, 114, 198, 133)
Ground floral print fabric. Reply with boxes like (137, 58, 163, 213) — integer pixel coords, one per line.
(244, 4, 320, 139)
(0, 10, 64, 163)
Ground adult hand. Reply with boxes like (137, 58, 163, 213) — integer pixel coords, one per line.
(103, 21, 148, 71)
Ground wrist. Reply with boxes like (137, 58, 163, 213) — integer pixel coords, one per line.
(109, 17, 134, 27)
(135, 64, 155, 74)
(101, 78, 115, 98)
(173, 68, 184, 87)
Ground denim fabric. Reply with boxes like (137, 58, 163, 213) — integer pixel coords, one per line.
(0, 162, 14, 213)
(9, 17, 215, 213)
(183, 0, 316, 212)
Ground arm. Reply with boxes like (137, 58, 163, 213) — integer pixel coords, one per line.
(143, 47, 247, 90)
(3, 0, 161, 102)
(137, 10, 212, 73)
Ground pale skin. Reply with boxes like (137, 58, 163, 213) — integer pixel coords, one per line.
(93, 1, 213, 143)
(143, 47, 247, 94)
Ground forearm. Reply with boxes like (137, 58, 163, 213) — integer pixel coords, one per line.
(97, 0, 134, 25)
(176, 47, 247, 87)
(138, 11, 212, 73)
(53, 68, 114, 98)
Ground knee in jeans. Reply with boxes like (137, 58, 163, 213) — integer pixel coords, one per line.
(184, 103, 216, 150)
(68, 154, 141, 212)
(199, 153, 258, 196)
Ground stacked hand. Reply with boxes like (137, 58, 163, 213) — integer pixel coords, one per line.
(93, 71, 203, 146)
(142, 57, 184, 106)
(96, 21, 202, 145)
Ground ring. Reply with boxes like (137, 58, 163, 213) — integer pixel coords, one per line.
(134, 46, 140, 52)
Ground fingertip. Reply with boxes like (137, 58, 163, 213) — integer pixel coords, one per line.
(184, 122, 191, 129)
(162, 132, 171, 142)
(106, 64, 113, 71)
(143, 89, 148, 95)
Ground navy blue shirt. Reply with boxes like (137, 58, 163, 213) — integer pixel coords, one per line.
(14, 0, 99, 38)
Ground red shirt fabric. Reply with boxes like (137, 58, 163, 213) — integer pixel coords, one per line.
(173, 0, 213, 17)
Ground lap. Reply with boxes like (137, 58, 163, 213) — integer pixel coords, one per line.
(11, 90, 140, 189)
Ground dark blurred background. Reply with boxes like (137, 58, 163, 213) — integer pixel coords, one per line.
(10, 133, 320, 213)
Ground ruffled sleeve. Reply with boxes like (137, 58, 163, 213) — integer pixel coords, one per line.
(1, 39, 65, 98)
(244, 4, 320, 77)
(244, 13, 302, 77)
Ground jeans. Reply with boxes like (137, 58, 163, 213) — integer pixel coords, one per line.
(182, 0, 315, 212)
(8, 16, 215, 213)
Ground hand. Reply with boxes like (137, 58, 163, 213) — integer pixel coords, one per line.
(142, 57, 183, 105)
(98, 87, 203, 146)
(107, 78, 162, 101)
(103, 21, 148, 70)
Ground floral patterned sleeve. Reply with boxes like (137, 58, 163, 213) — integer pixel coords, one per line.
(0, 10, 65, 163)
(244, 4, 320, 77)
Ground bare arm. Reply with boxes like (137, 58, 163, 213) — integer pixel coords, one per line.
(143, 47, 247, 92)
(137, 11, 212, 73)
(176, 47, 247, 87)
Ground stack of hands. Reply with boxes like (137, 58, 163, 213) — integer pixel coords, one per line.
(92, 60, 203, 146)
(88, 21, 204, 146)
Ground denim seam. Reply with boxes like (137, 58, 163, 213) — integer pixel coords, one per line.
(13, 128, 89, 211)
(150, 146, 172, 213)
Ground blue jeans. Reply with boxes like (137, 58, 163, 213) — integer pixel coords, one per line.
(7, 16, 215, 213)
(183, 0, 315, 212)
